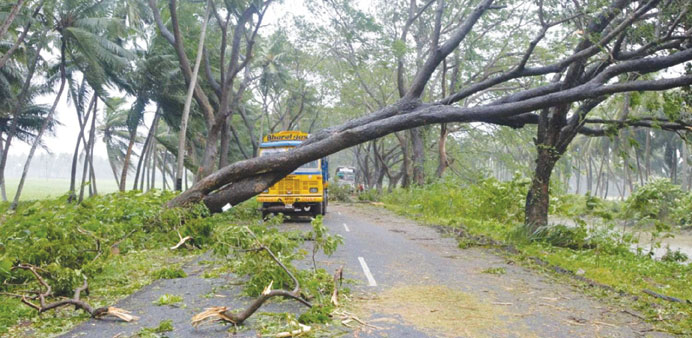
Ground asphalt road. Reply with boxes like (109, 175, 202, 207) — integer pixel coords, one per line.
(63, 202, 667, 337)
(306, 203, 669, 338)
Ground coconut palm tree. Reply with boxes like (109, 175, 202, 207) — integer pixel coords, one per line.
(11, 0, 134, 207)
(99, 97, 133, 186)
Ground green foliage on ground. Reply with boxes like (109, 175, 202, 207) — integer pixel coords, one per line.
(210, 215, 343, 305)
(0, 191, 347, 335)
(328, 183, 353, 202)
(137, 319, 174, 337)
(0, 190, 250, 335)
(623, 178, 685, 225)
(153, 294, 184, 306)
(380, 176, 692, 335)
(152, 267, 187, 279)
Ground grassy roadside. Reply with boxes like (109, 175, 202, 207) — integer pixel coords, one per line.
(378, 178, 692, 335)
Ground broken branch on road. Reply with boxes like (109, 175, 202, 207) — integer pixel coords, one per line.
(191, 227, 312, 326)
(11, 263, 138, 322)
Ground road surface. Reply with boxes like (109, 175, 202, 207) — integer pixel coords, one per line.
(63, 202, 666, 337)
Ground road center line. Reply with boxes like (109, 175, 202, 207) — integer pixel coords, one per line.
(343, 223, 350, 232)
(358, 257, 377, 286)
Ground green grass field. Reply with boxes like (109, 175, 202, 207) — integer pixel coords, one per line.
(3, 178, 120, 201)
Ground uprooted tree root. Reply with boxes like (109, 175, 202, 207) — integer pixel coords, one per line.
(9, 263, 138, 322)
(191, 227, 312, 327)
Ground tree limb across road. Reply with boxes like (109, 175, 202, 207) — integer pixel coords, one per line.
(166, 0, 692, 218)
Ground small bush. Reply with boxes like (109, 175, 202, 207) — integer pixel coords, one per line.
(530, 224, 591, 250)
(357, 189, 381, 202)
(624, 179, 685, 223)
(152, 267, 187, 279)
(328, 183, 352, 202)
(672, 194, 692, 228)
(661, 248, 689, 263)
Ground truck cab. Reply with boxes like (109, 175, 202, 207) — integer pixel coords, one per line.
(257, 131, 328, 218)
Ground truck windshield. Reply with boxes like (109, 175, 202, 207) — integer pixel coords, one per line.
(260, 147, 320, 173)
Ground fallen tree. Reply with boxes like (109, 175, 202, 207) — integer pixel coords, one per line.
(166, 0, 692, 228)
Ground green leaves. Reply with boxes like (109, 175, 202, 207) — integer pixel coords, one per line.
(391, 39, 407, 59)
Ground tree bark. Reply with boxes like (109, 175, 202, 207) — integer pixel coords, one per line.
(436, 123, 449, 178)
(0, 0, 25, 42)
(525, 146, 558, 233)
(119, 133, 136, 192)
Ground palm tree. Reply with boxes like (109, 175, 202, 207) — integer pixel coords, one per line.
(11, 0, 134, 207)
(99, 97, 132, 186)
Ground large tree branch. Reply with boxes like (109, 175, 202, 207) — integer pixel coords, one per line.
(172, 68, 692, 210)
(406, 0, 496, 99)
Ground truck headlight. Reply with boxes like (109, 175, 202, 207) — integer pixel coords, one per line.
(309, 188, 318, 193)
(263, 189, 269, 193)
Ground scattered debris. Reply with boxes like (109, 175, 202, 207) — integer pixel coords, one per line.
(10, 263, 138, 322)
(275, 323, 311, 337)
(170, 231, 193, 250)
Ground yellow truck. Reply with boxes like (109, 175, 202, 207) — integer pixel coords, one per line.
(257, 131, 328, 218)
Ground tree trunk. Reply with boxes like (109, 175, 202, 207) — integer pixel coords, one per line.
(0, 134, 4, 200)
(120, 130, 137, 192)
(134, 111, 160, 189)
(587, 157, 593, 194)
(69, 94, 96, 202)
(0, 0, 25, 42)
(436, 123, 449, 178)
(395, 132, 411, 188)
(575, 159, 581, 194)
(162, 151, 168, 190)
(645, 131, 651, 180)
(219, 116, 231, 168)
(524, 148, 557, 233)
(79, 103, 98, 203)
(11, 42, 67, 209)
(150, 142, 158, 190)
(176, 0, 210, 190)
(197, 125, 221, 180)
(410, 127, 425, 185)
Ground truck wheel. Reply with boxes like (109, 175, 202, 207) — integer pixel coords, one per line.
(313, 203, 323, 217)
